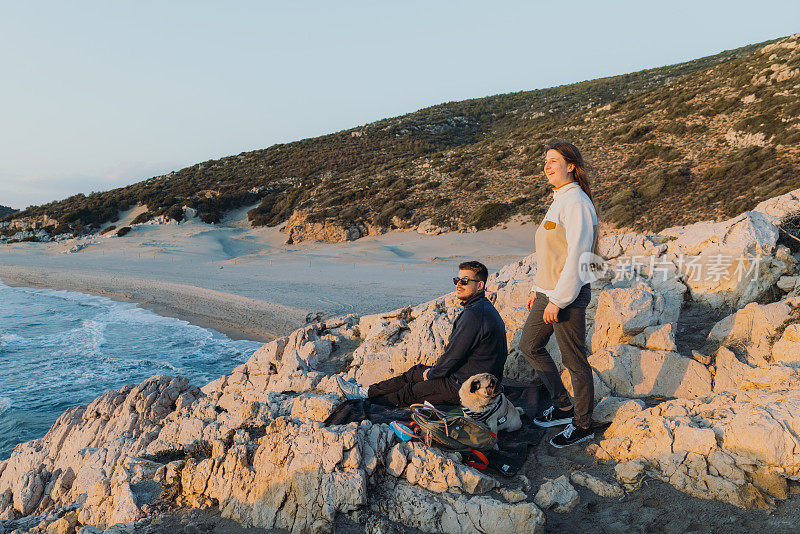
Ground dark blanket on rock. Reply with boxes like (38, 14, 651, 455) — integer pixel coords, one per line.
(323, 379, 550, 477)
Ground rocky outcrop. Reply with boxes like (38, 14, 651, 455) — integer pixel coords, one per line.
(590, 294, 800, 509)
(588, 344, 713, 400)
(707, 297, 800, 366)
(660, 211, 796, 308)
(282, 211, 384, 243)
(591, 281, 681, 351)
(3, 189, 800, 532)
(753, 189, 800, 221)
(372, 479, 545, 534)
(593, 383, 800, 509)
(178, 418, 394, 533)
(417, 218, 450, 235)
(0, 376, 200, 526)
(385, 441, 497, 494)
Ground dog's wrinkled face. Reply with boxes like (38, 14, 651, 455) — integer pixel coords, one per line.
(468, 373, 500, 400)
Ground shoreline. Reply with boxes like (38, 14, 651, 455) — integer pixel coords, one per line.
(0, 219, 536, 345)
(0, 266, 302, 343)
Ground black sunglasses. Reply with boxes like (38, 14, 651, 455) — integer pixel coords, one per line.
(453, 277, 480, 286)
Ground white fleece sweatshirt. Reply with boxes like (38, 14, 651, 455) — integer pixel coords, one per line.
(531, 181, 598, 308)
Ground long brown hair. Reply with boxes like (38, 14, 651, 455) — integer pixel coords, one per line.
(546, 139, 595, 205)
(546, 140, 603, 259)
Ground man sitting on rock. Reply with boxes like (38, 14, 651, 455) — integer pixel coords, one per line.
(336, 260, 508, 407)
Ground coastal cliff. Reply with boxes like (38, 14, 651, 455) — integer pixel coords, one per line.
(1, 188, 800, 533)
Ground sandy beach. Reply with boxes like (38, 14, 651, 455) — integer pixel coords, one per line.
(0, 210, 535, 341)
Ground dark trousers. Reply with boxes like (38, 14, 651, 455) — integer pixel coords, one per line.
(519, 284, 593, 428)
(367, 364, 461, 407)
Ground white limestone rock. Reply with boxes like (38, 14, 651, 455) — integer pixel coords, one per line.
(597, 233, 668, 260)
(591, 282, 679, 351)
(661, 212, 796, 308)
(672, 423, 717, 455)
(752, 188, 800, 221)
(384, 442, 497, 495)
(349, 297, 460, 386)
(777, 275, 799, 292)
(373, 479, 545, 534)
(499, 487, 527, 503)
(178, 418, 396, 532)
(592, 397, 646, 424)
(107, 481, 140, 525)
(772, 324, 800, 365)
(629, 323, 678, 352)
(614, 460, 645, 485)
(0, 375, 198, 526)
(589, 344, 712, 399)
(707, 297, 800, 366)
(662, 211, 780, 259)
(569, 471, 624, 498)
(13, 469, 46, 516)
(533, 475, 579, 513)
(595, 386, 800, 509)
(289, 392, 340, 423)
(417, 218, 449, 235)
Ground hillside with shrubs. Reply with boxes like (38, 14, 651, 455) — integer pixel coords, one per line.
(0, 205, 17, 218)
(4, 33, 799, 238)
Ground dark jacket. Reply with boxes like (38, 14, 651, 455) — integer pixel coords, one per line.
(426, 291, 508, 385)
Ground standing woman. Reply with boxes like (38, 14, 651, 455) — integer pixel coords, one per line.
(520, 140, 599, 448)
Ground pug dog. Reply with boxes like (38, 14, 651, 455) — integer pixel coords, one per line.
(459, 373, 523, 434)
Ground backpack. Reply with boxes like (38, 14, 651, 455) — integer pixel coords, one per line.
(409, 403, 497, 469)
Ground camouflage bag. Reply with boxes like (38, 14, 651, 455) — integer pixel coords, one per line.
(409, 403, 497, 468)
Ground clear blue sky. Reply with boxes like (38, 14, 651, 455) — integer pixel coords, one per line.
(1, 1, 798, 209)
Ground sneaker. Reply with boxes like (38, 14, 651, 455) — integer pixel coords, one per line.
(533, 405, 575, 428)
(549, 423, 594, 448)
(336, 375, 367, 400)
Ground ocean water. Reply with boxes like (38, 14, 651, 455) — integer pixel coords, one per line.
(0, 281, 262, 460)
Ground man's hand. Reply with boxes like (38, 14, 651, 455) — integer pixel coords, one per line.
(543, 302, 561, 324)
(526, 292, 537, 311)
(423, 367, 430, 380)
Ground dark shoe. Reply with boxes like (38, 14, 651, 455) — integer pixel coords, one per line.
(549, 423, 594, 448)
(533, 405, 575, 428)
(336, 375, 367, 400)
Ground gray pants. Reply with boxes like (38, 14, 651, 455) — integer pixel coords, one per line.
(519, 284, 593, 428)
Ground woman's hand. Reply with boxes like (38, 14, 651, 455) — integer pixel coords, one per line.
(526, 292, 537, 311)
(543, 302, 561, 324)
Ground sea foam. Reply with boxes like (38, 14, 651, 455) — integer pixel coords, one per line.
(0, 282, 262, 460)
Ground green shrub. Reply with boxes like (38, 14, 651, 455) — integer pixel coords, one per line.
(163, 205, 184, 222)
(604, 204, 635, 227)
(639, 176, 665, 198)
(621, 124, 654, 143)
(660, 121, 687, 136)
(610, 188, 634, 206)
(200, 211, 220, 224)
(131, 211, 153, 225)
(471, 203, 512, 230)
